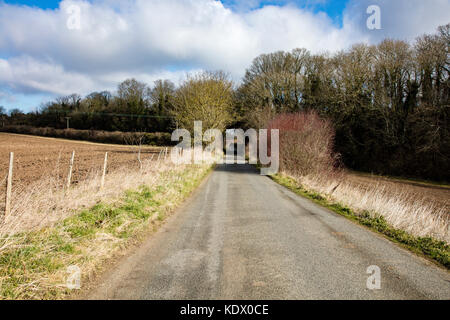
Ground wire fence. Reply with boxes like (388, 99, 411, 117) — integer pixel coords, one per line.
(0, 147, 172, 226)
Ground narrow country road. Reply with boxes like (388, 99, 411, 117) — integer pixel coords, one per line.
(88, 162, 450, 300)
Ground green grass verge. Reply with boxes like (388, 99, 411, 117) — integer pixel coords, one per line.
(271, 174, 450, 270)
(0, 164, 213, 300)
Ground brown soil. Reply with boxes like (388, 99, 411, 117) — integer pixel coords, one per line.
(0, 133, 164, 196)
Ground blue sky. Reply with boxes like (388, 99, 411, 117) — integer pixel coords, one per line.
(221, 0, 348, 25)
(4, 0, 349, 14)
(0, 0, 449, 112)
(2, 0, 349, 28)
(2, 0, 59, 9)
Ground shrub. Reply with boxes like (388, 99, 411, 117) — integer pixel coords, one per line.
(267, 111, 339, 176)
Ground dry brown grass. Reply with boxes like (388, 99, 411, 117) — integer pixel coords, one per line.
(0, 154, 173, 236)
(290, 171, 450, 243)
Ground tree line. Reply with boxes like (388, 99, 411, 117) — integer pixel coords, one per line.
(236, 24, 449, 181)
(1, 79, 176, 133)
(1, 24, 448, 181)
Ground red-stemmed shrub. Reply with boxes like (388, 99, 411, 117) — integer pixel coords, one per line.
(267, 111, 339, 177)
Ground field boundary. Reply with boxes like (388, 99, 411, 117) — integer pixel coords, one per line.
(270, 173, 450, 270)
(348, 170, 450, 190)
(0, 125, 172, 146)
(0, 132, 161, 150)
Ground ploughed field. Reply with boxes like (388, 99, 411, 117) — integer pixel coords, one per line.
(346, 172, 450, 213)
(0, 133, 163, 197)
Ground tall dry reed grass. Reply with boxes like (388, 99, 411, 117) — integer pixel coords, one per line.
(291, 171, 449, 243)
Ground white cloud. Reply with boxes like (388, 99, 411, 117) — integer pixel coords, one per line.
(0, 0, 448, 106)
(0, 56, 95, 95)
(0, 55, 199, 96)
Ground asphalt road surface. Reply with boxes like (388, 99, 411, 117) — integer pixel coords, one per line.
(88, 162, 450, 300)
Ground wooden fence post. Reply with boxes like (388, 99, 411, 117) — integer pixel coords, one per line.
(100, 152, 108, 190)
(66, 151, 75, 191)
(157, 149, 162, 162)
(138, 147, 142, 171)
(4, 152, 13, 219)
